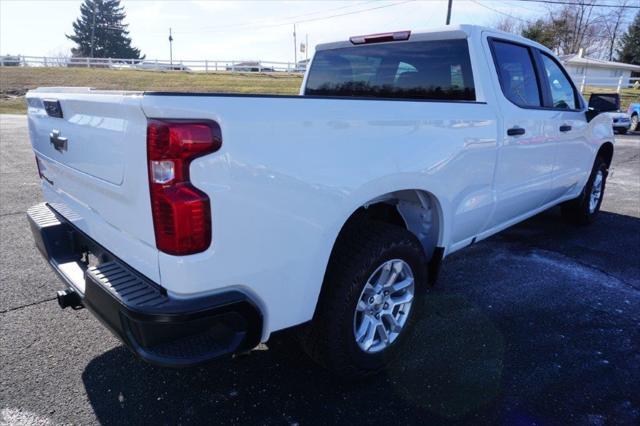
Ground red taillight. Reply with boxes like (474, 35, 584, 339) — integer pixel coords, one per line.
(147, 119, 222, 255)
(349, 30, 411, 45)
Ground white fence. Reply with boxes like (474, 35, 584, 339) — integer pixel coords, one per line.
(0, 55, 306, 73)
(570, 74, 640, 93)
(2, 55, 639, 93)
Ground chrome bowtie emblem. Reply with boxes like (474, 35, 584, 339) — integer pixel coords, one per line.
(49, 129, 68, 152)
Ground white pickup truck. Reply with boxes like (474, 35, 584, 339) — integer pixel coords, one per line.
(26, 25, 613, 378)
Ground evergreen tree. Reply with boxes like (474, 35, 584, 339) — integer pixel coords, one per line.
(66, 0, 142, 59)
(617, 12, 640, 65)
(521, 19, 560, 52)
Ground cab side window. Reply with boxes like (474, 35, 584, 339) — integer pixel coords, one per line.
(491, 40, 541, 108)
(540, 53, 578, 109)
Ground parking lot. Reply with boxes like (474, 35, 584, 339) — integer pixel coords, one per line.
(1, 113, 638, 425)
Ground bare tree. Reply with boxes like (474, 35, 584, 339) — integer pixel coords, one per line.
(524, 0, 606, 56)
(555, 1, 602, 55)
(494, 16, 521, 34)
(489, 0, 633, 59)
(46, 50, 71, 67)
(600, 0, 632, 60)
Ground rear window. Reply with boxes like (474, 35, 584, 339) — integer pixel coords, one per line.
(305, 39, 476, 101)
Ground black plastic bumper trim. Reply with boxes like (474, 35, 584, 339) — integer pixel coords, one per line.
(27, 203, 263, 367)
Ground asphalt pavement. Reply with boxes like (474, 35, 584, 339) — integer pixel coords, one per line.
(1, 114, 639, 425)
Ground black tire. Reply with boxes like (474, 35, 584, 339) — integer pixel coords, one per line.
(630, 114, 639, 132)
(299, 221, 427, 379)
(561, 156, 608, 225)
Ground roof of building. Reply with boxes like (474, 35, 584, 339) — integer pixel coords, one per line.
(559, 54, 640, 71)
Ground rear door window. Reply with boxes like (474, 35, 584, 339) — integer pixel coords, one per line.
(491, 40, 542, 108)
(305, 39, 476, 101)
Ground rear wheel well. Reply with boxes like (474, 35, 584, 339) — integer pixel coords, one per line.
(333, 190, 441, 261)
(597, 142, 614, 168)
(342, 203, 405, 230)
(314, 190, 442, 320)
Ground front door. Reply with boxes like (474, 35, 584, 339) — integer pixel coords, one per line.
(535, 51, 593, 202)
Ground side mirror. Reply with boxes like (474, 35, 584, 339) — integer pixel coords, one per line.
(585, 108, 601, 123)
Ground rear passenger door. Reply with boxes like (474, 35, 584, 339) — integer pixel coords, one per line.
(485, 37, 557, 228)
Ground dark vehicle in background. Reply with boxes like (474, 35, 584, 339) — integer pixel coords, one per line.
(589, 93, 631, 134)
(0, 54, 21, 66)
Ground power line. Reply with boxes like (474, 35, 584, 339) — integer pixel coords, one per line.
(472, 0, 629, 46)
(190, 0, 377, 33)
(492, 0, 546, 13)
(511, 0, 640, 9)
(269, 0, 416, 26)
(250, 0, 377, 25)
(470, 0, 536, 23)
(173, 0, 416, 35)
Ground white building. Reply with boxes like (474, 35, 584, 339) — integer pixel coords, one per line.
(560, 49, 640, 89)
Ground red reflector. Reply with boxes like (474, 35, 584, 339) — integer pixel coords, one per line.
(150, 183, 212, 255)
(350, 30, 411, 45)
(147, 119, 222, 255)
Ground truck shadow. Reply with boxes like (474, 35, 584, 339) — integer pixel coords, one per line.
(81, 294, 506, 425)
(81, 209, 640, 425)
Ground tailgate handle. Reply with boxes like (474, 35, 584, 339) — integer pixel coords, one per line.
(49, 130, 68, 152)
(559, 124, 572, 132)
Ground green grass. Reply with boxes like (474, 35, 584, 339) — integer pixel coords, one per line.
(0, 67, 304, 114)
(0, 96, 26, 114)
(2, 67, 638, 115)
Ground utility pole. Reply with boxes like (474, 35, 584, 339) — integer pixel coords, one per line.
(446, 0, 453, 25)
(169, 28, 174, 66)
(305, 33, 308, 63)
(90, 3, 97, 58)
(293, 24, 297, 68)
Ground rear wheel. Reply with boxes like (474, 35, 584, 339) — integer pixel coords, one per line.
(561, 156, 608, 225)
(631, 114, 638, 132)
(300, 222, 427, 379)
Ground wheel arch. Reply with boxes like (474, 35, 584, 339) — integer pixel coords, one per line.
(597, 141, 614, 168)
(321, 189, 446, 289)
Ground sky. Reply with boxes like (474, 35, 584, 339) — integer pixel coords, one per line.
(0, 0, 549, 63)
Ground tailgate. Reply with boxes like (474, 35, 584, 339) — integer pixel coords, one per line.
(26, 88, 160, 283)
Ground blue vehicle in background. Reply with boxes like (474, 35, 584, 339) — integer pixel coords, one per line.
(628, 102, 640, 132)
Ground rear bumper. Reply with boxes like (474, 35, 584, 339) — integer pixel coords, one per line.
(27, 203, 262, 367)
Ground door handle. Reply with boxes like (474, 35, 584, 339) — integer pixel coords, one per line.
(507, 127, 525, 136)
(559, 124, 572, 132)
